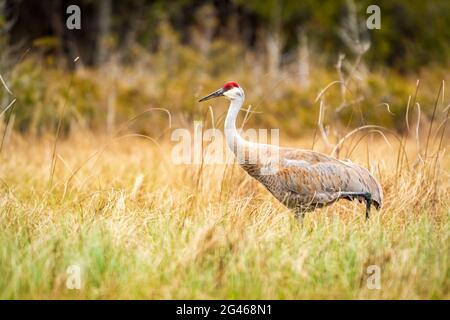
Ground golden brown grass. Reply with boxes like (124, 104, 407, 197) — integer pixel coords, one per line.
(0, 130, 448, 299)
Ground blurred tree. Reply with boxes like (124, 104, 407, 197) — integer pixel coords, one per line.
(96, 0, 111, 65)
(3, 0, 450, 71)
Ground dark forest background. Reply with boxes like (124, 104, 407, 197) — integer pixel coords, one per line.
(0, 0, 449, 136)
(4, 0, 450, 70)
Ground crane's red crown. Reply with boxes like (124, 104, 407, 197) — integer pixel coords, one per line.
(223, 82, 240, 91)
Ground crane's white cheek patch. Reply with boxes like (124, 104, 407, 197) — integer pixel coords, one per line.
(224, 87, 243, 99)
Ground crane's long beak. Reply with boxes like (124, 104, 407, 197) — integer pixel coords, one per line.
(198, 88, 224, 102)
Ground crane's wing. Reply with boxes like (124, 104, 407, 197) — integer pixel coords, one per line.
(272, 148, 383, 209)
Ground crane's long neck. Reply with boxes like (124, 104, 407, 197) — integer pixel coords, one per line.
(224, 97, 250, 153)
(224, 97, 276, 176)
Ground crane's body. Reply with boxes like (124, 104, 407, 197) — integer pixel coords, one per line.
(199, 82, 383, 218)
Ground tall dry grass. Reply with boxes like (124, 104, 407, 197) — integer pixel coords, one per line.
(0, 122, 448, 298)
(0, 21, 448, 298)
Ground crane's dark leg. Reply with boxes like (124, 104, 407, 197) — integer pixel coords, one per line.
(338, 192, 372, 219)
(364, 192, 372, 220)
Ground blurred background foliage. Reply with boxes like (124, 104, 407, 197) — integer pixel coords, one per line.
(0, 0, 449, 137)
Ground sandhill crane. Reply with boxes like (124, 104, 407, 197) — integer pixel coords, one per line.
(199, 81, 383, 218)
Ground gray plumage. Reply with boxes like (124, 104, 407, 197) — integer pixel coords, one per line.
(199, 82, 383, 218)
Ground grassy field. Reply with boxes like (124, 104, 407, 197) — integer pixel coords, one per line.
(1, 0, 449, 301)
(0, 130, 448, 299)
